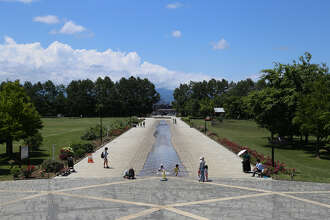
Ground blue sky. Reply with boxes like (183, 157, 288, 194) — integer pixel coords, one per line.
(0, 0, 329, 88)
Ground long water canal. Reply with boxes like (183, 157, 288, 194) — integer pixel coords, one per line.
(139, 120, 186, 176)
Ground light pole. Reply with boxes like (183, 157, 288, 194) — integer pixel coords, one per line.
(272, 146, 275, 167)
(98, 104, 103, 145)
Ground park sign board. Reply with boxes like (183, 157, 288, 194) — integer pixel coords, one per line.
(21, 146, 29, 160)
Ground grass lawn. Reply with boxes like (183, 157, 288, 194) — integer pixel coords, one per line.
(192, 119, 330, 183)
(0, 117, 130, 180)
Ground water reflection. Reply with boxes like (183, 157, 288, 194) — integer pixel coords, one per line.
(139, 120, 186, 176)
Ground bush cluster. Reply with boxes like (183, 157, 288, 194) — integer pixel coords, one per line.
(81, 119, 131, 140)
(108, 119, 130, 131)
(131, 116, 139, 124)
(70, 143, 94, 159)
(10, 166, 21, 178)
(42, 160, 64, 173)
(21, 165, 36, 178)
(81, 124, 107, 140)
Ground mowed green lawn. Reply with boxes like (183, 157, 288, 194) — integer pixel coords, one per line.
(193, 119, 330, 183)
(0, 117, 129, 180)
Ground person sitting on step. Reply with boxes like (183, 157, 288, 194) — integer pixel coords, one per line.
(252, 159, 264, 177)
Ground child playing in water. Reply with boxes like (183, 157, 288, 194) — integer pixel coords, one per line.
(158, 164, 165, 173)
(174, 164, 180, 176)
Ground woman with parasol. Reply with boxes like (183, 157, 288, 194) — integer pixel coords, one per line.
(238, 149, 251, 173)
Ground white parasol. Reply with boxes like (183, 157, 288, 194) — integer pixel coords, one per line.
(237, 149, 247, 157)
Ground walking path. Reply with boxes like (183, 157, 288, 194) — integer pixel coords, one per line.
(170, 118, 250, 179)
(66, 118, 157, 178)
(67, 117, 249, 179)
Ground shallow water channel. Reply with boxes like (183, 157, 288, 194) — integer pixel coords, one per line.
(139, 120, 186, 176)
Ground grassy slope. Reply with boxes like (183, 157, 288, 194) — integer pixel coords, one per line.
(0, 117, 129, 180)
(193, 119, 330, 183)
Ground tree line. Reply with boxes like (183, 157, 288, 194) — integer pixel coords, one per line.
(23, 76, 160, 117)
(0, 76, 160, 155)
(173, 53, 330, 157)
(173, 77, 266, 118)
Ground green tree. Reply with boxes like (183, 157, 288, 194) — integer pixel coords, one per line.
(223, 95, 248, 119)
(183, 99, 200, 117)
(293, 77, 330, 157)
(173, 84, 191, 116)
(24, 81, 67, 116)
(66, 79, 96, 117)
(245, 87, 295, 139)
(116, 76, 159, 116)
(0, 81, 43, 155)
(260, 52, 328, 139)
(199, 98, 214, 117)
(94, 77, 118, 116)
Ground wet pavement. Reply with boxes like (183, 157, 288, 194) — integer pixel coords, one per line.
(139, 121, 186, 176)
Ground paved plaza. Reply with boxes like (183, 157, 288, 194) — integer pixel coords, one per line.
(0, 177, 329, 220)
(1, 118, 329, 219)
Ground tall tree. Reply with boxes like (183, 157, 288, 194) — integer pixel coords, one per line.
(66, 79, 96, 117)
(94, 77, 117, 116)
(173, 84, 191, 116)
(0, 81, 43, 155)
(116, 76, 159, 116)
(293, 76, 330, 157)
(245, 87, 295, 139)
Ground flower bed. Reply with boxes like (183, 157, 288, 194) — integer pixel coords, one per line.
(217, 137, 290, 177)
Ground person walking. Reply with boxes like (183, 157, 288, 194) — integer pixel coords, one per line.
(199, 157, 206, 182)
(103, 147, 109, 168)
(204, 164, 208, 182)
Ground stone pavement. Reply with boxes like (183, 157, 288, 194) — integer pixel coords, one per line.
(65, 118, 158, 178)
(66, 117, 250, 179)
(0, 177, 329, 220)
(170, 118, 250, 179)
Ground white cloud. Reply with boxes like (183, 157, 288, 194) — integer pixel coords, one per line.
(56, 21, 86, 35)
(172, 30, 182, 38)
(166, 2, 183, 9)
(0, 37, 215, 89)
(212, 38, 229, 50)
(0, 0, 36, 3)
(33, 15, 59, 24)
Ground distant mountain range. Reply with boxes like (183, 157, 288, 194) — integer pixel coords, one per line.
(156, 88, 174, 104)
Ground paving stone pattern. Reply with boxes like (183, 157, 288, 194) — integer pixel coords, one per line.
(0, 177, 329, 220)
